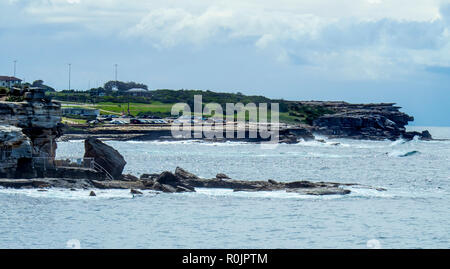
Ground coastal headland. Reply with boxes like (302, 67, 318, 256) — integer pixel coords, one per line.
(61, 101, 432, 143)
(0, 87, 433, 195)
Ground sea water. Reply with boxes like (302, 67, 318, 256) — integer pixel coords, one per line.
(0, 127, 449, 248)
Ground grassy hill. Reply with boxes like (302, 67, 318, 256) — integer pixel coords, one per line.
(50, 89, 334, 124)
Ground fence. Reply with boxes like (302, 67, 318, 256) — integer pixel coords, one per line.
(32, 157, 94, 170)
(32, 157, 113, 180)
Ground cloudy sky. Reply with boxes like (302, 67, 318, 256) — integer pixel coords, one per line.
(1, 0, 449, 125)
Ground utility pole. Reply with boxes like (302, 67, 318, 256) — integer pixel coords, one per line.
(115, 64, 118, 82)
(114, 64, 118, 90)
(68, 63, 71, 91)
(13, 60, 17, 77)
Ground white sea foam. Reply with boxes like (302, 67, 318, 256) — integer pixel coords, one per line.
(389, 139, 407, 147)
(189, 188, 343, 200)
(187, 187, 404, 200)
(125, 140, 250, 147)
(0, 188, 136, 200)
(0, 184, 443, 202)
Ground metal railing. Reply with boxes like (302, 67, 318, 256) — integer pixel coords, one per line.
(92, 161, 113, 181)
(32, 157, 113, 180)
(32, 157, 95, 170)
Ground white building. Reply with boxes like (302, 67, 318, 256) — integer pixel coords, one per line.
(0, 76, 22, 88)
(62, 108, 100, 119)
(126, 88, 151, 97)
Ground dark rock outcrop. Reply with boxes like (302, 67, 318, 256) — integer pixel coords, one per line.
(130, 189, 143, 195)
(216, 173, 230, 179)
(402, 130, 432, 140)
(175, 167, 199, 179)
(156, 171, 180, 185)
(304, 101, 432, 140)
(153, 171, 196, 193)
(154, 167, 366, 195)
(281, 128, 315, 143)
(0, 167, 386, 196)
(84, 137, 126, 180)
(122, 174, 139, 182)
(91, 180, 145, 189)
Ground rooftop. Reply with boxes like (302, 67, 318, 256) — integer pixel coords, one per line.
(126, 88, 148, 92)
(0, 76, 22, 82)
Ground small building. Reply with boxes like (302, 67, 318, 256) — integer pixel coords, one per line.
(62, 107, 100, 119)
(0, 76, 22, 88)
(23, 87, 47, 101)
(125, 88, 151, 97)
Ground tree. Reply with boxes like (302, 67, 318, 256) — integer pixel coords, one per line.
(104, 80, 148, 92)
(31, 80, 55, 92)
(32, 80, 44, 87)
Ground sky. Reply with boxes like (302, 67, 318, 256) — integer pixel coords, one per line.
(0, 0, 449, 126)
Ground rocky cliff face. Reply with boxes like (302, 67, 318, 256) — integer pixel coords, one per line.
(0, 98, 63, 157)
(0, 89, 63, 177)
(0, 125, 32, 177)
(297, 101, 432, 140)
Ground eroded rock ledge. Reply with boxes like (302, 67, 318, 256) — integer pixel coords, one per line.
(0, 167, 386, 196)
(304, 101, 432, 141)
(0, 133, 385, 196)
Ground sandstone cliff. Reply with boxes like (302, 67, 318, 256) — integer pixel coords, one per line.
(0, 96, 62, 157)
(292, 101, 431, 140)
(0, 88, 63, 177)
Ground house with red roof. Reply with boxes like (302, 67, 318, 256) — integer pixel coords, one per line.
(0, 76, 22, 88)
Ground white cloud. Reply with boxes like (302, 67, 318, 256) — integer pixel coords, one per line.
(3, 0, 450, 80)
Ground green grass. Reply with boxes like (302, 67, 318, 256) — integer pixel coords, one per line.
(61, 101, 174, 117)
(62, 117, 87, 124)
(94, 102, 173, 116)
(60, 100, 334, 124)
(278, 112, 304, 124)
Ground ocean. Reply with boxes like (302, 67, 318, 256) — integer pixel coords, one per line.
(0, 126, 449, 248)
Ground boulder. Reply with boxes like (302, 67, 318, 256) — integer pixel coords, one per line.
(156, 171, 180, 185)
(402, 131, 432, 140)
(420, 130, 432, 140)
(130, 189, 143, 195)
(122, 174, 139, 182)
(175, 167, 199, 179)
(84, 137, 126, 180)
(216, 173, 230, 179)
(288, 187, 351, 195)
